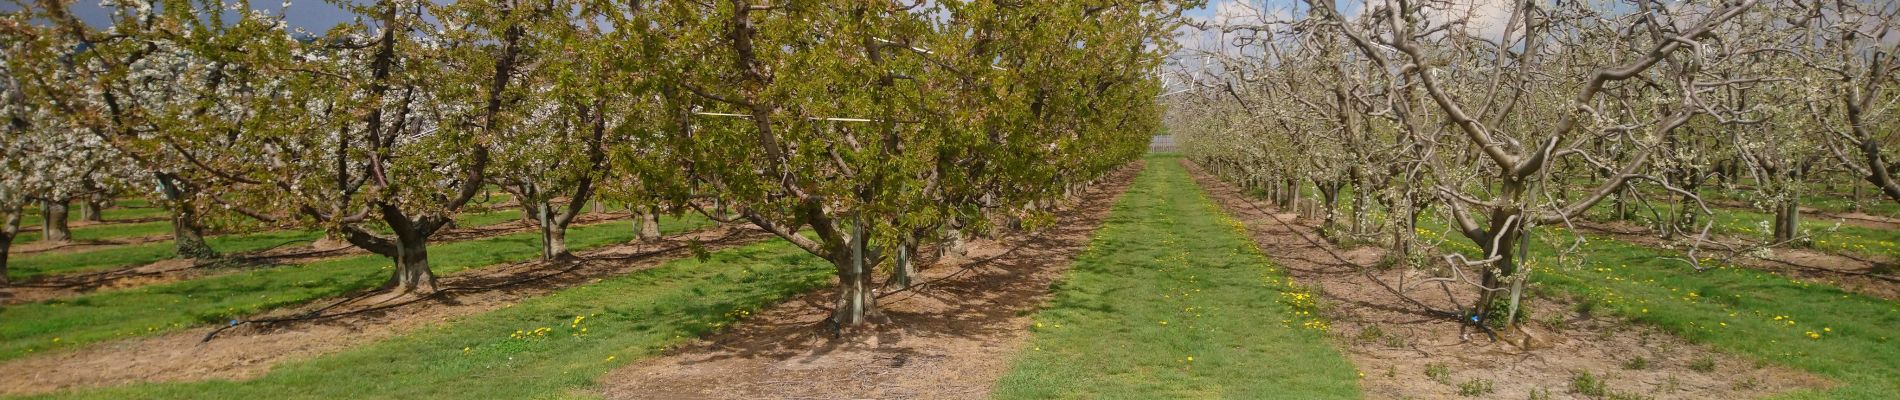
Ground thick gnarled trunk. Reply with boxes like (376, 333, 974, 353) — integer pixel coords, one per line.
(531, 198, 577, 261)
(637, 208, 661, 241)
(388, 233, 437, 293)
(158, 174, 217, 259)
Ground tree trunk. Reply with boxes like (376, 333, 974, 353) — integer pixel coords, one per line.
(173, 216, 217, 259)
(1665, 192, 1699, 241)
(1351, 182, 1368, 235)
(942, 225, 966, 257)
(1612, 189, 1629, 221)
(830, 220, 881, 327)
(388, 234, 437, 294)
(1317, 181, 1341, 231)
(80, 199, 103, 223)
(537, 203, 573, 260)
(639, 209, 662, 241)
(890, 236, 917, 290)
(1277, 178, 1298, 209)
(41, 199, 71, 243)
(157, 173, 217, 259)
(1773, 198, 1799, 243)
(1, 210, 18, 286)
(1475, 219, 1522, 324)
(0, 235, 10, 286)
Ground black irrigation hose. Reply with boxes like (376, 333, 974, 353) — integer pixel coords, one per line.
(200, 228, 752, 343)
(1186, 162, 1499, 341)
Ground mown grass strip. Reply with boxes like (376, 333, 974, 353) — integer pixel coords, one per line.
(25, 237, 830, 400)
(994, 157, 1361, 399)
(0, 215, 710, 361)
(6, 209, 526, 282)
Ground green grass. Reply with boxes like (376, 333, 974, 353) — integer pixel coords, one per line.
(1414, 219, 1900, 399)
(993, 157, 1360, 399)
(1584, 197, 1900, 259)
(7, 230, 324, 281)
(1530, 234, 1900, 399)
(15, 221, 175, 243)
(0, 215, 711, 362)
(19, 237, 831, 400)
(5, 209, 530, 282)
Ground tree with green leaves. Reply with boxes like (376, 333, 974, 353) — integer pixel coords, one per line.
(642, 0, 1185, 327)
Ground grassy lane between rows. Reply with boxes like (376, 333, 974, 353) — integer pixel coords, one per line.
(26, 238, 832, 400)
(0, 215, 711, 362)
(6, 209, 525, 282)
(994, 157, 1360, 399)
(1413, 222, 1900, 399)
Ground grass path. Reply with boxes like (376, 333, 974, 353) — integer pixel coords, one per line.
(0, 215, 709, 361)
(22, 238, 832, 400)
(993, 157, 1360, 399)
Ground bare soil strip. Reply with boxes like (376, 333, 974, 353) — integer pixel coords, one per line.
(1183, 161, 1826, 399)
(0, 224, 764, 396)
(1571, 219, 1900, 301)
(596, 162, 1142, 400)
(0, 212, 631, 306)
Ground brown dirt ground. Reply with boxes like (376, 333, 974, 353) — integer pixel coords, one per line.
(0, 212, 631, 306)
(595, 163, 1142, 400)
(1184, 161, 1828, 400)
(1570, 219, 1900, 301)
(0, 224, 765, 397)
